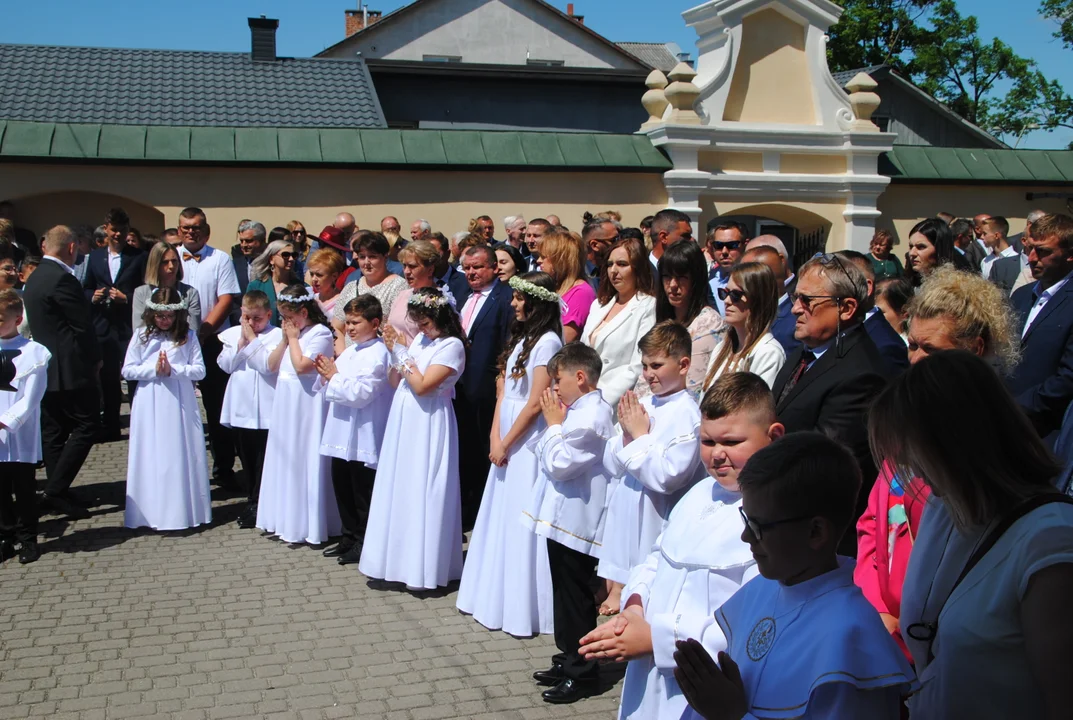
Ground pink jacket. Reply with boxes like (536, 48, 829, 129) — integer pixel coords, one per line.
(854, 462, 930, 660)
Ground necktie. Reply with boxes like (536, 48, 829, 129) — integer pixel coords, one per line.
(183, 252, 202, 263)
(462, 291, 482, 333)
(777, 350, 815, 405)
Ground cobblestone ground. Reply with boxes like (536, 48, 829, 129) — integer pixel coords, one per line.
(0, 404, 623, 720)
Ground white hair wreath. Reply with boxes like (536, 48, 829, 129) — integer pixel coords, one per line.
(278, 289, 316, 304)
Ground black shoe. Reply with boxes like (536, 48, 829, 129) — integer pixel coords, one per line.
(236, 506, 257, 529)
(18, 541, 40, 564)
(542, 678, 595, 704)
(323, 541, 353, 558)
(337, 544, 363, 565)
(533, 663, 565, 686)
(42, 493, 91, 520)
(0, 540, 15, 562)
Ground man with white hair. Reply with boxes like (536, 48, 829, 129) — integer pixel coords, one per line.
(742, 241, 799, 354)
(410, 219, 431, 243)
(746, 235, 796, 294)
(503, 215, 528, 255)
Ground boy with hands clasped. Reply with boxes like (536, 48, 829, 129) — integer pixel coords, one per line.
(524, 343, 615, 704)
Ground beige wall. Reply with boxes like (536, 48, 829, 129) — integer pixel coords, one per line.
(700, 197, 844, 249)
(0, 164, 669, 247)
(877, 184, 1071, 246)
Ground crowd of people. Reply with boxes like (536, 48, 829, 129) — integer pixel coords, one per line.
(2, 199, 1073, 718)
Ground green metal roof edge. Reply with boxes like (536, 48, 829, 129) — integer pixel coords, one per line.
(884, 145, 1073, 184)
(0, 121, 671, 171)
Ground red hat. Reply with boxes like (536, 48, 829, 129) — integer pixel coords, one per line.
(316, 226, 348, 252)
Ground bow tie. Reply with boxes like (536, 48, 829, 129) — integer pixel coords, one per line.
(183, 252, 202, 263)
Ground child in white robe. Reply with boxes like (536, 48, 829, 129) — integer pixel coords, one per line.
(314, 295, 393, 566)
(457, 272, 562, 637)
(580, 372, 783, 719)
(256, 285, 340, 545)
(0, 290, 51, 563)
(359, 287, 467, 591)
(673, 432, 917, 720)
(218, 290, 281, 529)
(122, 287, 211, 531)
(526, 343, 615, 704)
(599, 321, 707, 614)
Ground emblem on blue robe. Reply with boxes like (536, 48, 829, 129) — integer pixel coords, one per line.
(746, 617, 776, 661)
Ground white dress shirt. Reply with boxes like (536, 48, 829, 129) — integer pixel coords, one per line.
(460, 280, 495, 334)
(181, 245, 241, 330)
(107, 248, 123, 282)
(1023, 274, 1073, 338)
(981, 245, 1017, 280)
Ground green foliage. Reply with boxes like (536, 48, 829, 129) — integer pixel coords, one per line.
(1040, 0, 1073, 49)
(826, 0, 934, 74)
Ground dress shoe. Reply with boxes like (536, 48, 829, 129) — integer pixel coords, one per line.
(532, 663, 565, 686)
(323, 542, 353, 558)
(542, 677, 595, 704)
(236, 505, 257, 529)
(337, 544, 362, 565)
(41, 493, 91, 520)
(18, 541, 40, 564)
(0, 540, 15, 562)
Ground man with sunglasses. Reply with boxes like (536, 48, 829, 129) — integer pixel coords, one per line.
(705, 221, 748, 315)
(769, 253, 889, 555)
(581, 218, 618, 286)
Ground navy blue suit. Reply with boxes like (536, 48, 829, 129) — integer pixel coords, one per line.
(771, 299, 800, 355)
(1010, 278, 1073, 439)
(864, 310, 909, 374)
(439, 265, 470, 306)
(453, 279, 515, 527)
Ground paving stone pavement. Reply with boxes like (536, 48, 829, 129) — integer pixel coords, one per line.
(0, 405, 625, 720)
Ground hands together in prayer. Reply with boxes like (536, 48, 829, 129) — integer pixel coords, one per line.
(617, 391, 649, 444)
(673, 639, 747, 720)
(155, 350, 171, 377)
(313, 354, 337, 381)
(539, 388, 566, 427)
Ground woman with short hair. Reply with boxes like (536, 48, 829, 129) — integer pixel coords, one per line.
(333, 231, 408, 352)
(867, 229, 903, 282)
(306, 249, 346, 317)
(247, 239, 300, 325)
(380, 239, 441, 345)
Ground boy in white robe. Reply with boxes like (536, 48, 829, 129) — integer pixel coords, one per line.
(0, 290, 51, 564)
(580, 372, 783, 719)
(527, 343, 615, 704)
(598, 321, 707, 610)
(218, 290, 281, 529)
(672, 432, 917, 720)
(314, 295, 392, 566)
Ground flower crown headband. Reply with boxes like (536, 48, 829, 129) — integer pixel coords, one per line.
(278, 289, 316, 304)
(408, 292, 451, 309)
(508, 275, 560, 304)
(146, 298, 188, 312)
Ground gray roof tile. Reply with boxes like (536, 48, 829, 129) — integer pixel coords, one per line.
(616, 42, 678, 72)
(0, 44, 386, 128)
(830, 64, 888, 88)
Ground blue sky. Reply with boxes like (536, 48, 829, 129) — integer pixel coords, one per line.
(3, 0, 1069, 149)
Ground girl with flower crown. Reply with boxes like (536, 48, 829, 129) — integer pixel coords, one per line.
(256, 284, 341, 545)
(359, 286, 468, 590)
(122, 286, 211, 530)
(457, 272, 562, 636)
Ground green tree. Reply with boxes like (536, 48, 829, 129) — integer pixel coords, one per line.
(826, 0, 933, 73)
(1040, 0, 1073, 49)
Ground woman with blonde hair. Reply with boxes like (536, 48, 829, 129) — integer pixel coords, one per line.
(703, 262, 784, 389)
(868, 229, 902, 282)
(305, 249, 346, 317)
(247, 239, 301, 325)
(285, 220, 309, 273)
(382, 239, 441, 344)
(537, 229, 596, 342)
(132, 241, 202, 332)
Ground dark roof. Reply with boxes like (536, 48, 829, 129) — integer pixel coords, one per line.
(882, 145, 1073, 184)
(616, 43, 678, 73)
(0, 120, 672, 171)
(0, 44, 386, 128)
(829, 64, 887, 87)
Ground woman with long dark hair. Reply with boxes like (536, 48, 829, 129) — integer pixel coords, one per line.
(905, 217, 971, 286)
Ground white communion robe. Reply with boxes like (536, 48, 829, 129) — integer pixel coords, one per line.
(0, 335, 50, 464)
(619, 477, 758, 720)
(256, 324, 341, 544)
(457, 332, 561, 636)
(522, 389, 616, 557)
(715, 559, 916, 719)
(359, 333, 466, 590)
(217, 325, 281, 430)
(318, 338, 393, 466)
(122, 330, 211, 530)
(598, 389, 706, 584)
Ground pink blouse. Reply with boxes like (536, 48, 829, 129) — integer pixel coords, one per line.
(561, 282, 596, 331)
(385, 287, 421, 344)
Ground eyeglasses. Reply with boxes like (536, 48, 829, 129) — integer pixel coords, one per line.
(293, 230, 306, 237)
(789, 292, 841, 312)
(278, 252, 295, 260)
(712, 241, 742, 252)
(717, 287, 747, 304)
(179, 225, 205, 234)
(739, 507, 812, 540)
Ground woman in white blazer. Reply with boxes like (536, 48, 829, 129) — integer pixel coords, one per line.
(704, 261, 785, 389)
(581, 238, 657, 408)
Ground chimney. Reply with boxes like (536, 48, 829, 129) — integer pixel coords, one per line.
(566, 3, 584, 25)
(248, 16, 279, 62)
(345, 6, 382, 36)
(676, 51, 693, 68)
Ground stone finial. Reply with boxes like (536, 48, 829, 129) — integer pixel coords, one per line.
(663, 62, 702, 125)
(641, 70, 670, 129)
(845, 72, 881, 132)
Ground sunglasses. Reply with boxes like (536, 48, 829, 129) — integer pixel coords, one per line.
(712, 241, 742, 252)
(789, 292, 840, 312)
(739, 507, 812, 540)
(278, 252, 296, 260)
(717, 287, 747, 304)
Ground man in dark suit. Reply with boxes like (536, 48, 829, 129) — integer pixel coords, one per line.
(706, 220, 748, 315)
(454, 245, 514, 528)
(1009, 213, 1073, 441)
(770, 254, 889, 555)
(82, 208, 147, 441)
(744, 239, 800, 354)
(22, 226, 100, 519)
(428, 234, 469, 302)
(838, 250, 909, 374)
(952, 218, 986, 270)
(229, 220, 266, 325)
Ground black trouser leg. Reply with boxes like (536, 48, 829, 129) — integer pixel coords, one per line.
(0, 463, 39, 543)
(353, 462, 375, 542)
(331, 457, 359, 544)
(234, 428, 268, 506)
(40, 389, 100, 497)
(546, 539, 600, 682)
(199, 336, 235, 480)
(454, 395, 495, 527)
(98, 335, 123, 435)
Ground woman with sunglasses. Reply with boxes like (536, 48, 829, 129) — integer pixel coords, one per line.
(703, 262, 785, 390)
(247, 239, 302, 326)
(286, 220, 309, 276)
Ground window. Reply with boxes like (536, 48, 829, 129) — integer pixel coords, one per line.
(423, 54, 461, 63)
(526, 58, 565, 67)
